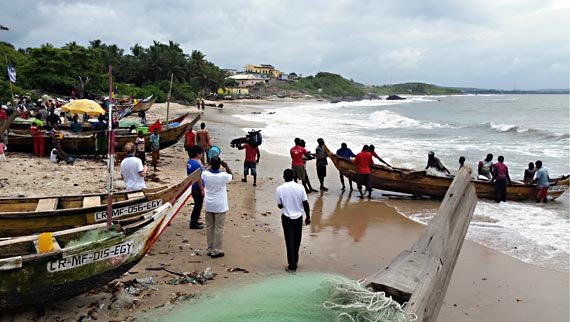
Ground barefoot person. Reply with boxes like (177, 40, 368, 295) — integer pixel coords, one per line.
(186, 146, 205, 229)
(425, 151, 451, 176)
(353, 145, 374, 198)
(491, 155, 512, 203)
(336, 142, 356, 190)
(238, 140, 260, 186)
(314, 138, 328, 191)
(149, 129, 160, 171)
(275, 169, 311, 273)
(533, 160, 550, 203)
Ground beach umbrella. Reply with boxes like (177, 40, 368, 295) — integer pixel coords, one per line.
(61, 99, 105, 117)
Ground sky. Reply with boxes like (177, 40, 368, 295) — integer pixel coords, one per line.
(1, 0, 568, 90)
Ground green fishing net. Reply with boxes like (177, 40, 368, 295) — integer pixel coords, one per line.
(156, 273, 414, 322)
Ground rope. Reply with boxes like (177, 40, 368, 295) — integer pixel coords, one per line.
(322, 278, 417, 322)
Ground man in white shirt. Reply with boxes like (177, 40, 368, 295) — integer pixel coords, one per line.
(120, 142, 147, 192)
(275, 168, 311, 273)
(202, 156, 232, 258)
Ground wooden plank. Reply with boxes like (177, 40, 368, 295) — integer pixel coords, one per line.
(82, 196, 101, 208)
(365, 167, 477, 322)
(127, 192, 145, 200)
(35, 198, 58, 212)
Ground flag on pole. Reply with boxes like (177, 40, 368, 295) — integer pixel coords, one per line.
(6, 64, 16, 83)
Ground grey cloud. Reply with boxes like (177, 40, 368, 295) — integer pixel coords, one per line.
(0, 0, 568, 89)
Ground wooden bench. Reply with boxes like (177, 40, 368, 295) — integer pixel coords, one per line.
(127, 192, 145, 200)
(82, 196, 101, 208)
(35, 198, 58, 212)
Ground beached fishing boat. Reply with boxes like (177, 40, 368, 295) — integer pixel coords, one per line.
(0, 170, 198, 310)
(0, 174, 195, 237)
(9, 112, 189, 132)
(132, 95, 156, 112)
(324, 145, 569, 201)
(6, 115, 199, 155)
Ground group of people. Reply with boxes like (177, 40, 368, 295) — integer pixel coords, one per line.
(476, 153, 550, 203)
(426, 151, 551, 203)
(289, 138, 329, 193)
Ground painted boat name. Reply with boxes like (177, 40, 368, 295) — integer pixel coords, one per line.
(94, 200, 162, 221)
(47, 241, 133, 272)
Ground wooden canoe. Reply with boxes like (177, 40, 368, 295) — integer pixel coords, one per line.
(6, 115, 199, 155)
(132, 96, 156, 113)
(9, 112, 189, 131)
(365, 168, 477, 321)
(324, 145, 569, 201)
(0, 174, 195, 237)
(0, 170, 198, 310)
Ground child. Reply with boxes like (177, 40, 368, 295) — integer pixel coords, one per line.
(0, 138, 6, 161)
(135, 131, 146, 164)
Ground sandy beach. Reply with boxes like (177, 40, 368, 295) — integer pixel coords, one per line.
(0, 100, 568, 322)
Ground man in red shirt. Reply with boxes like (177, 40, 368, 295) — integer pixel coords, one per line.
(290, 138, 308, 186)
(184, 127, 195, 158)
(238, 141, 260, 186)
(353, 145, 374, 198)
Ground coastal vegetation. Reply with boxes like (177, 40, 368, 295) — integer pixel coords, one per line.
(1, 40, 468, 104)
(365, 82, 462, 95)
(0, 41, 229, 103)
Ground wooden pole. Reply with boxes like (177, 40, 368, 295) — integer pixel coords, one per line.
(365, 167, 478, 322)
(106, 65, 114, 230)
(166, 72, 173, 125)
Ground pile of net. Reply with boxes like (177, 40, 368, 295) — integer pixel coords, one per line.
(149, 273, 416, 322)
(323, 278, 416, 322)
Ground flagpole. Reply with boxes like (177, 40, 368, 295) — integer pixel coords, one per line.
(106, 65, 115, 230)
(4, 55, 14, 104)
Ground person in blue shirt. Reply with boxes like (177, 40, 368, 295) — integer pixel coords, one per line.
(186, 146, 205, 229)
(533, 160, 550, 203)
(336, 142, 356, 190)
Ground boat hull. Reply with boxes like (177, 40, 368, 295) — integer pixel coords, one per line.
(7, 122, 190, 155)
(0, 171, 196, 310)
(325, 146, 569, 201)
(0, 175, 193, 237)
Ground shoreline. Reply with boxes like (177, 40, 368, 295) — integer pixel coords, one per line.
(1, 101, 568, 322)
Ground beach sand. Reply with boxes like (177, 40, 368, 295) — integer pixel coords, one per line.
(0, 101, 567, 322)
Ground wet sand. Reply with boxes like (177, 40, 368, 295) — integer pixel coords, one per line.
(1, 101, 568, 322)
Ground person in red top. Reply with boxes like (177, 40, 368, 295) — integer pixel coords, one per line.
(30, 123, 45, 157)
(0, 107, 7, 121)
(238, 141, 260, 186)
(184, 127, 196, 158)
(491, 155, 512, 203)
(353, 145, 374, 198)
(290, 138, 307, 183)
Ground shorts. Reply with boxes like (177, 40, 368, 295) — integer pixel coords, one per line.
(244, 161, 257, 176)
(536, 187, 548, 200)
(357, 173, 371, 191)
(292, 165, 306, 181)
(317, 165, 326, 178)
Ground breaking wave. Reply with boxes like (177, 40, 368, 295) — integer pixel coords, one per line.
(478, 122, 570, 141)
(370, 110, 449, 129)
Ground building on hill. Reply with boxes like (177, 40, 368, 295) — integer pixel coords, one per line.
(228, 74, 267, 87)
(244, 64, 282, 79)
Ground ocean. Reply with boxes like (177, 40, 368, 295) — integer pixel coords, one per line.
(233, 94, 570, 272)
